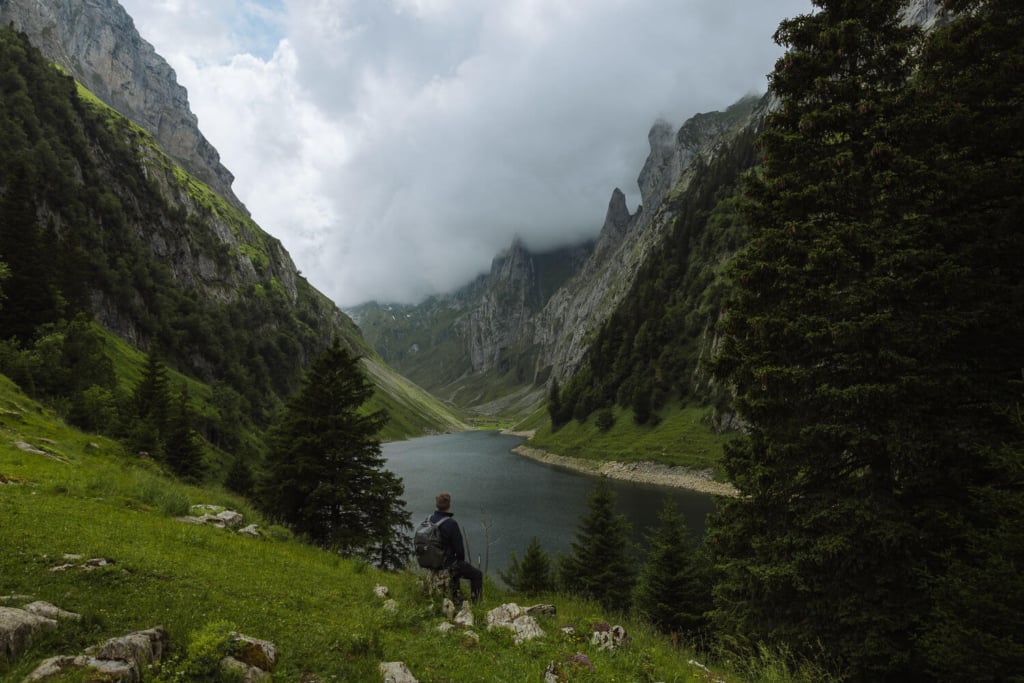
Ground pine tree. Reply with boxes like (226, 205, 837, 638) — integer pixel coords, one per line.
(128, 350, 172, 456)
(559, 482, 635, 612)
(258, 341, 411, 562)
(164, 386, 205, 482)
(500, 536, 554, 595)
(634, 500, 711, 636)
(712, 0, 1024, 678)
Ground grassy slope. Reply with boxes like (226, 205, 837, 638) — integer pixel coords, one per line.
(523, 405, 733, 481)
(0, 374, 827, 682)
(0, 376, 831, 679)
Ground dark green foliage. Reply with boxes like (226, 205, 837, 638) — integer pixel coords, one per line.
(558, 103, 761, 424)
(634, 500, 711, 637)
(224, 455, 255, 497)
(710, 0, 1024, 679)
(500, 536, 555, 595)
(559, 482, 636, 612)
(258, 341, 411, 566)
(164, 387, 206, 482)
(594, 408, 614, 432)
(129, 351, 171, 455)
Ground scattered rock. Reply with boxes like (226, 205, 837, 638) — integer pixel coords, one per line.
(238, 524, 261, 538)
(383, 599, 398, 613)
(442, 598, 456, 621)
(0, 595, 34, 605)
(51, 557, 116, 572)
(22, 601, 81, 621)
(0, 606, 57, 661)
(24, 654, 137, 682)
(486, 603, 545, 644)
(222, 655, 271, 682)
(525, 604, 557, 617)
(379, 660, 419, 683)
(96, 626, 168, 669)
(591, 624, 629, 651)
(374, 584, 389, 599)
(560, 626, 576, 637)
(436, 621, 457, 634)
(462, 630, 480, 644)
(215, 510, 244, 528)
(453, 601, 474, 628)
(229, 632, 277, 672)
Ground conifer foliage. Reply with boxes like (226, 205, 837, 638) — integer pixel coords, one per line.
(258, 341, 412, 566)
(712, 0, 1024, 679)
(559, 482, 636, 612)
(634, 500, 710, 637)
(500, 536, 555, 596)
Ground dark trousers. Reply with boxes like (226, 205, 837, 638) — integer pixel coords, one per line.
(449, 560, 483, 601)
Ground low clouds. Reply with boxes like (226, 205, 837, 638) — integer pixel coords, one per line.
(119, 0, 811, 306)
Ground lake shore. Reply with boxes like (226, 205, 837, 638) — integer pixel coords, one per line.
(507, 438, 739, 497)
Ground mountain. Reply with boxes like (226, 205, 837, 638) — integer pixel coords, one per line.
(351, 94, 764, 419)
(0, 2, 465, 439)
(0, 0, 241, 209)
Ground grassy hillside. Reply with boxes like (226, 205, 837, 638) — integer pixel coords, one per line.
(526, 404, 732, 480)
(0, 374, 827, 682)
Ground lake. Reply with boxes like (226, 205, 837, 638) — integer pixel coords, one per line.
(383, 431, 718, 577)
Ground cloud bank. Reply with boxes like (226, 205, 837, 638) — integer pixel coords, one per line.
(118, 0, 812, 306)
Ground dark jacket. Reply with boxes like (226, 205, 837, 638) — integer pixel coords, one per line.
(429, 510, 464, 566)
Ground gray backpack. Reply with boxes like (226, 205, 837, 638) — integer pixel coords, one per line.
(414, 516, 451, 569)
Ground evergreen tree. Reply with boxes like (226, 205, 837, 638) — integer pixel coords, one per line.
(559, 482, 635, 612)
(712, 0, 1024, 678)
(258, 341, 411, 561)
(224, 454, 254, 497)
(500, 536, 554, 595)
(547, 377, 564, 428)
(165, 386, 205, 482)
(128, 350, 172, 456)
(634, 500, 711, 637)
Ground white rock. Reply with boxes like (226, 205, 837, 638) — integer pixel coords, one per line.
(22, 601, 81, 621)
(379, 660, 419, 683)
(453, 601, 474, 627)
(374, 584, 389, 599)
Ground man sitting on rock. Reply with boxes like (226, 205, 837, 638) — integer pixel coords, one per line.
(431, 492, 483, 603)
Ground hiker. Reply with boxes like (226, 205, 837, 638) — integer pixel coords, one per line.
(430, 492, 483, 603)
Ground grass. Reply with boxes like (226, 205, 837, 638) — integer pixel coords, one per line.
(1, 375, 830, 681)
(528, 404, 733, 480)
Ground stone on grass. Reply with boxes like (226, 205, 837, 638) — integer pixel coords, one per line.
(442, 598, 456, 621)
(222, 655, 271, 682)
(374, 584, 389, 599)
(525, 604, 557, 617)
(453, 601, 474, 627)
(591, 624, 629, 651)
(238, 524, 261, 537)
(383, 599, 399, 613)
(215, 510, 244, 528)
(230, 632, 277, 672)
(486, 603, 544, 644)
(0, 606, 57, 661)
(24, 655, 137, 682)
(96, 626, 168, 669)
(379, 660, 419, 683)
(22, 601, 81, 621)
(437, 621, 457, 634)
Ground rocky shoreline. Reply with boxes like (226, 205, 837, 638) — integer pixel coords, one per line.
(509, 442, 739, 498)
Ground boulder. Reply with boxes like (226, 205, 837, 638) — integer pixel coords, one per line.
(96, 626, 168, 669)
(215, 510, 244, 528)
(238, 524, 261, 538)
(486, 603, 544, 644)
(0, 606, 57, 661)
(229, 632, 277, 672)
(590, 624, 629, 651)
(525, 604, 557, 617)
(22, 601, 81, 621)
(453, 601, 474, 628)
(222, 655, 271, 682)
(24, 654, 138, 682)
(379, 660, 419, 683)
(442, 598, 456, 621)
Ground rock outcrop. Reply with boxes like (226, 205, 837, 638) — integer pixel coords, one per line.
(0, 0, 242, 209)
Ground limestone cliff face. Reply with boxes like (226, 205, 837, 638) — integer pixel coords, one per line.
(0, 0, 242, 209)
(533, 95, 764, 382)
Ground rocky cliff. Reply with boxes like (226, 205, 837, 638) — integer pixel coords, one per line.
(353, 95, 763, 413)
(0, 0, 242, 209)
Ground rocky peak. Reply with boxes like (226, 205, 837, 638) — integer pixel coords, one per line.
(0, 0, 243, 210)
(637, 119, 677, 211)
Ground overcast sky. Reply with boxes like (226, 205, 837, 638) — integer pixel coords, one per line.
(117, 0, 811, 307)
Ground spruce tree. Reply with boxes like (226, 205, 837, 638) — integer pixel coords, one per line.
(559, 482, 635, 612)
(165, 387, 205, 482)
(259, 341, 411, 562)
(500, 536, 554, 595)
(634, 500, 710, 637)
(712, 0, 1024, 678)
